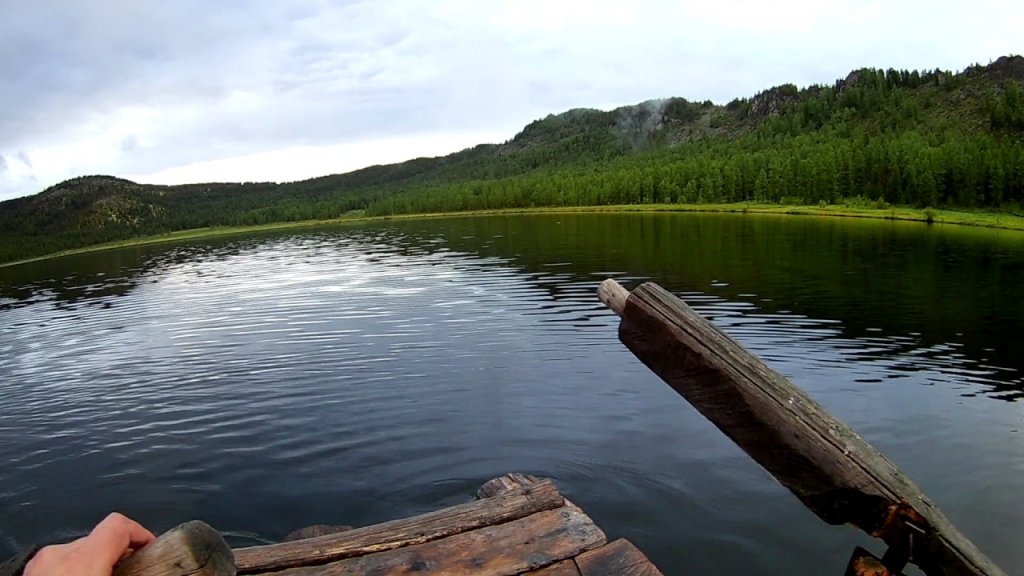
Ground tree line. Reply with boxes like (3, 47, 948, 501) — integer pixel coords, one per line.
(1, 57, 1022, 263)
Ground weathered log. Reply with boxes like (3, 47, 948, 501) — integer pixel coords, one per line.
(478, 474, 661, 575)
(477, 472, 544, 499)
(597, 280, 629, 317)
(526, 559, 583, 575)
(233, 479, 564, 573)
(575, 539, 664, 576)
(266, 507, 606, 576)
(113, 520, 235, 576)
(598, 279, 1006, 576)
(283, 525, 353, 542)
(478, 473, 589, 519)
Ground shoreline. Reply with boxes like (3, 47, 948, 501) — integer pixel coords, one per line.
(3, 203, 1024, 268)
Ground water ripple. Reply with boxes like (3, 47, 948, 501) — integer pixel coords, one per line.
(2, 218, 1023, 574)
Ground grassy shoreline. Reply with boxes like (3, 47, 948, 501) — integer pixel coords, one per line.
(4, 203, 1024, 268)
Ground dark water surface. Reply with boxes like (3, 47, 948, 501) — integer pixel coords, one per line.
(2, 213, 1024, 574)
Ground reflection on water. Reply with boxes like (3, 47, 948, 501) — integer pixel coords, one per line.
(1, 213, 1023, 574)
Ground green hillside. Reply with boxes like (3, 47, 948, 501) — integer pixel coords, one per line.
(2, 55, 1023, 264)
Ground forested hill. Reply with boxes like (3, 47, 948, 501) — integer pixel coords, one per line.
(2, 56, 1024, 264)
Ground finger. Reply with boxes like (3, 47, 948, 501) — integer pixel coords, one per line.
(87, 513, 157, 566)
(94, 512, 157, 548)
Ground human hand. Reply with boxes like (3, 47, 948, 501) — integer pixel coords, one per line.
(24, 513, 155, 576)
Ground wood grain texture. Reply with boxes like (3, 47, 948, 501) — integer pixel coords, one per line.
(477, 473, 542, 499)
(597, 279, 629, 317)
(613, 280, 1005, 576)
(477, 474, 590, 517)
(525, 559, 582, 575)
(269, 507, 606, 576)
(114, 521, 235, 576)
(576, 539, 663, 576)
(284, 525, 354, 542)
(234, 480, 563, 573)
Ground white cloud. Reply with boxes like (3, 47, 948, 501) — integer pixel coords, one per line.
(131, 129, 516, 185)
(1, 0, 1021, 201)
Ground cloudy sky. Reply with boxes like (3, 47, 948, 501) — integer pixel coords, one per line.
(0, 0, 1020, 201)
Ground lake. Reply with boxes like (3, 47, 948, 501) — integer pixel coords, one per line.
(2, 212, 1023, 574)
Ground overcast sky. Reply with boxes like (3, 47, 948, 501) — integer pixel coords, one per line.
(0, 0, 1020, 201)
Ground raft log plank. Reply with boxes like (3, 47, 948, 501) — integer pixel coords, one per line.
(598, 278, 1005, 576)
(283, 525, 353, 542)
(477, 473, 589, 517)
(114, 521, 235, 576)
(576, 539, 664, 576)
(477, 472, 543, 499)
(265, 507, 606, 576)
(479, 475, 662, 576)
(234, 480, 563, 573)
(526, 559, 583, 575)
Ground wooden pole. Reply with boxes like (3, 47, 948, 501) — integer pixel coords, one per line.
(114, 521, 235, 576)
(598, 279, 1006, 576)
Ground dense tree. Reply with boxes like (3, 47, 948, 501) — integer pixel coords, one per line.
(2, 56, 1023, 264)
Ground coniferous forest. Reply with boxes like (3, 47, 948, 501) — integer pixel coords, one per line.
(1, 57, 1023, 264)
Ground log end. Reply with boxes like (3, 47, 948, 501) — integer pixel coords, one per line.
(114, 520, 236, 576)
(597, 279, 629, 317)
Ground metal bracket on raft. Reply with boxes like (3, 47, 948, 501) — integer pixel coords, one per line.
(873, 499, 929, 573)
(845, 547, 898, 576)
(845, 500, 929, 575)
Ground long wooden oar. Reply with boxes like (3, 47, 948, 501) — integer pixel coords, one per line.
(598, 279, 1006, 576)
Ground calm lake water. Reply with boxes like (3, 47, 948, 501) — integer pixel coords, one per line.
(2, 213, 1024, 574)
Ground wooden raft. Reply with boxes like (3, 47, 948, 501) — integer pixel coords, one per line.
(221, 473, 663, 576)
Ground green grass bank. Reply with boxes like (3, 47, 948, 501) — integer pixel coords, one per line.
(3, 203, 1024, 269)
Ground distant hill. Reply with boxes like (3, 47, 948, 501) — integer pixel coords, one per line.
(2, 55, 1023, 263)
